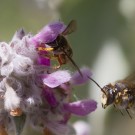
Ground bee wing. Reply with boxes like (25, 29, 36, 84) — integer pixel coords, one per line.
(62, 20, 77, 35)
(62, 49, 83, 77)
(124, 72, 135, 81)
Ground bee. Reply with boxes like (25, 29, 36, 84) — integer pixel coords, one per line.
(89, 75, 135, 119)
(45, 20, 82, 76)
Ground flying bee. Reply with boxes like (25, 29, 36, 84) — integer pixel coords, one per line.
(45, 20, 82, 76)
(88, 75, 135, 119)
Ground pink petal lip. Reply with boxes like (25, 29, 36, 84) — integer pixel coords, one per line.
(29, 22, 66, 46)
(71, 67, 92, 85)
(63, 99, 97, 116)
(42, 70, 71, 88)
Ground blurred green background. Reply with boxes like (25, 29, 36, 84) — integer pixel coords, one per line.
(1, 0, 135, 135)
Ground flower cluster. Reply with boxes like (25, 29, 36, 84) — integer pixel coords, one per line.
(0, 21, 97, 135)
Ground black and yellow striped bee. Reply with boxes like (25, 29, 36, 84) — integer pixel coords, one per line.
(38, 20, 82, 76)
(47, 20, 81, 74)
(89, 75, 135, 119)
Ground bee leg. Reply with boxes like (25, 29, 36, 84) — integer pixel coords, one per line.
(54, 65, 61, 69)
(126, 109, 132, 119)
(57, 54, 66, 65)
(113, 105, 124, 116)
(57, 55, 63, 68)
(113, 104, 116, 108)
(119, 110, 124, 116)
(53, 54, 66, 69)
(113, 104, 124, 116)
(113, 104, 117, 111)
(51, 55, 61, 69)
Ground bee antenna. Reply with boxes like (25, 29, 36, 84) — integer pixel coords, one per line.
(62, 49, 83, 77)
(87, 76, 106, 95)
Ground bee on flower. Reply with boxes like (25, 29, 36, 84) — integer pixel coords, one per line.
(30, 20, 82, 76)
(0, 21, 97, 135)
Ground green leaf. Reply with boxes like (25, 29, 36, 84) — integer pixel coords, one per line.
(13, 113, 26, 135)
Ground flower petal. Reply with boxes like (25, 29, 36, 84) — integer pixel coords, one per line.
(60, 112, 71, 124)
(4, 82, 21, 110)
(12, 55, 34, 76)
(16, 28, 25, 39)
(42, 88, 58, 107)
(71, 67, 92, 85)
(73, 121, 91, 135)
(30, 22, 66, 46)
(63, 99, 97, 116)
(42, 70, 71, 88)
(47, 121, 75, 135)
(37, 56, 50, 66)
(1, 63, 13, 77)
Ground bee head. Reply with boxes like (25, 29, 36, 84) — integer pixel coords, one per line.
(101, 84, 115, 109)
(87, 77, 115, 109)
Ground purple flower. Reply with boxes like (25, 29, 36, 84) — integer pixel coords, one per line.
(28, 22, 65, 67)
(30, 22, 66, 46)
(42, 70, 71, 88)
(42, 87, 58, 107)
(70, 67, 92, 85)
(0, 21, 97, 135)
(46, 121, 75, 135)
(63, 99, 97, 116)
(37, 56, 50, 66)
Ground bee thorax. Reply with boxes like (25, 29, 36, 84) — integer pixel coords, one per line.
(114, 88, 135, 109)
